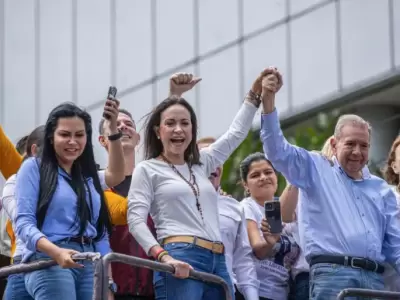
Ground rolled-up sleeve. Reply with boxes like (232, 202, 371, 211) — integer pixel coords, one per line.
(14, 158, 45, 252)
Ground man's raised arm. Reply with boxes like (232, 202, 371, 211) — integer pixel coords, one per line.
(259, 68, 320, 191)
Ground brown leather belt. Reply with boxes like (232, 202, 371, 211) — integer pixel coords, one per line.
(163, 236, 225, 254)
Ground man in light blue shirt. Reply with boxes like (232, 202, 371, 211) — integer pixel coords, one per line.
(258, 68, 400, 299)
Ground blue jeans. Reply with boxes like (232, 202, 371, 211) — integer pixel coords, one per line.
(4, 256, 33, 300)
(153, 242, 234, 300)
(310, 263, 384, 300)
(24, 240, 96, 300)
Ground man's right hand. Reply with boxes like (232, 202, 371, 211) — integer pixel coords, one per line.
(160, 254, 193, 279)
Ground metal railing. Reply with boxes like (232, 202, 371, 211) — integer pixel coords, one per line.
(337, 288, 400, 299)
(0, 252, 101, 278)
(92, 252, 232, 300)
(0, 251, 231, 300)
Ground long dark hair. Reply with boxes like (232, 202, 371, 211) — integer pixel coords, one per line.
(36, 102, 112, 239)
(143, 96, 201, 165)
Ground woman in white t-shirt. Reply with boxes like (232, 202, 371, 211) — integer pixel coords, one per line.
(382, 136, 400, 291)
(127, 69, 281, 300)
(240, 152, 299, 300)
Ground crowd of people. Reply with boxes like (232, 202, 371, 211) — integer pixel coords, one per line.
(0, 67, 399, 300)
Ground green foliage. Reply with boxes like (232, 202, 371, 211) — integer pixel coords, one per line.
(220, 111, 340, 200)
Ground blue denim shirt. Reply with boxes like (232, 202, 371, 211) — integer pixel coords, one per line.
(15, 157, 110, 262)
(260, 109, 400, 274)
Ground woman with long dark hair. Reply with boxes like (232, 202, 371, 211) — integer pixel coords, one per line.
(127, 69, 278, 300)
(14, 100, 125, 300)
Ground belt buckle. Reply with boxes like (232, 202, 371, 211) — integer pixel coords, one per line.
(350, 257, 363, 269)
(211, 242, 223, 254)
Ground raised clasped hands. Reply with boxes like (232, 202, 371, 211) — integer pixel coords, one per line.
(251, 66, 283, 96)
(169, 72, 202, 98)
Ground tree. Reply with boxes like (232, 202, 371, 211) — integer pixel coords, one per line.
(221, 110, 340, 200)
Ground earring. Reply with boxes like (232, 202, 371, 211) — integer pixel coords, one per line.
(157, 136, 160, 139)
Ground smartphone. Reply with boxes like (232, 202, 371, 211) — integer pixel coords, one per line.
(103, 86, 118, 120)
(264, 198, 282, 234)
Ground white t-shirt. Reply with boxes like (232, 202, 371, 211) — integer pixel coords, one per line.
(218, 194, 259, 300)
(241, 197, 299, 300)
(127, 102, 257, 254)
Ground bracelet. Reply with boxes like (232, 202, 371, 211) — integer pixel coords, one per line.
(157, 250, 169, 262)
(108, 131, 122, 141)
(245, 90, 262, 108)
(153, 248, 165, 260)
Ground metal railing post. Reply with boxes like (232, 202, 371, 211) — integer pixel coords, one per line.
(92, 252, 232, 300)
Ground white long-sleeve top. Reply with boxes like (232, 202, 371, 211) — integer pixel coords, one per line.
(218, 194, 259, 300)
(127, 101, 257, 254)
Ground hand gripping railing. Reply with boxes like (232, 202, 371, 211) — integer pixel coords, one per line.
(337, 288, 400, 299)
(0, 252, 101, 278)
(92, 252, 232, 300)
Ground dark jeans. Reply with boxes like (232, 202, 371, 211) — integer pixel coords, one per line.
(289, 272, 309, 300)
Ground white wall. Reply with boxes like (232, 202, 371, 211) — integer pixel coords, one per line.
(0, 0, 399, 168)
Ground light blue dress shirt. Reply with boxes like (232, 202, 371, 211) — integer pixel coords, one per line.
(15, 157, 110, 262)
(260, 109, 400, 274)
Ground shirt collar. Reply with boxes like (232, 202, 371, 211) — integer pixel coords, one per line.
(332, 156, 371, 180)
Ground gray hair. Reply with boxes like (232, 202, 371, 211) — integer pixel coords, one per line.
(333, 114, 371, 139)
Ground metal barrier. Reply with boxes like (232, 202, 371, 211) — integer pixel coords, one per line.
(337, 288, 400, 299)
(92, 252, 232, 300)
(0, 252, 101, 278)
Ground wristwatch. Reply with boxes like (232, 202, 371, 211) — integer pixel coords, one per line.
(271, 242, 281, 255)
(108, 279, 118, 293)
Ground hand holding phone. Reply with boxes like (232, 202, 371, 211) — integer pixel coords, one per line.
(103, 86, 118, 120)
(264, 199, 282, 234)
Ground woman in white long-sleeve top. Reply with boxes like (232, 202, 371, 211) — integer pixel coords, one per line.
(198, 137, 259, 300)
(127, 69, 276, 300)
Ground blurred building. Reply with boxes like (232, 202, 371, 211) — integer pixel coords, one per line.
(0, 0, 399, 171)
